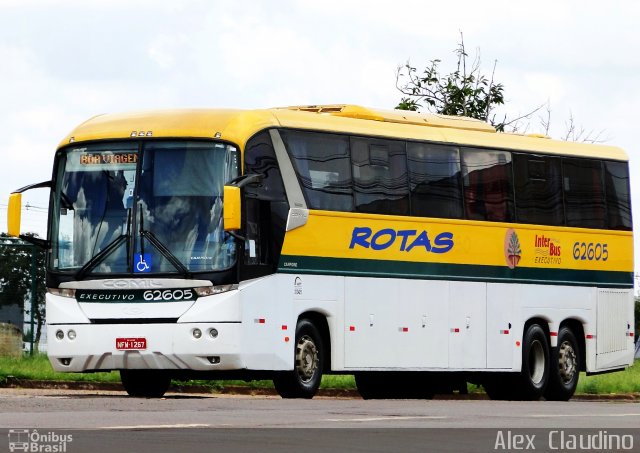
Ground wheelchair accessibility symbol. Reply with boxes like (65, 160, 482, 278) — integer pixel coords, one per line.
(134, 253, 151, 273)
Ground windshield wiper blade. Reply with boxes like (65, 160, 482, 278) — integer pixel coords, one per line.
(138, 204, 191, 278)
(75, 209, 132, 280)
(75, 234, 128, 280)
(139, 229, 192, 278)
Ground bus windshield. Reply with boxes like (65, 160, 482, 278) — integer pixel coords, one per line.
(51, 140, 239, 275)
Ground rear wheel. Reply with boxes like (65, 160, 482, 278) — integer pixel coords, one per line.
(484, 324, 550, 401)
(273, 319, 324, 399)
(544, 326, 580, 401)
(120, 370, 171, 398)
(515, 323, 550, 400)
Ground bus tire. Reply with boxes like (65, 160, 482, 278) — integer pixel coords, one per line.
(544, 326, 580, 401)
(120, 370, 171, 398)
(483, 373, 516, 400)
(515, 323, 550, 400)
(356, 372, 435, 399)
(355, 372, 386, 399)
(273, 319, 324, 399)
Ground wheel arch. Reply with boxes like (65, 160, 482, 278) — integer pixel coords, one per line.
(297, 311, 331, 373)
(523, 316, 551, 339)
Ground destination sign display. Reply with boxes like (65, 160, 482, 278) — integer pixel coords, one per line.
(79, 152, 138, 165)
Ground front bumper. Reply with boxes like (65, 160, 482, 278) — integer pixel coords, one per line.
(47, 322, 243, 372)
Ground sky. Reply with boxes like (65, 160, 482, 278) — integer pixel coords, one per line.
(1, 0, 639, 288)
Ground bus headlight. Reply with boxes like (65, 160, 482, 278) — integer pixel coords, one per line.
(48, 288, 76, 298)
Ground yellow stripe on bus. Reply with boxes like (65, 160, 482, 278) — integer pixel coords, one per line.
(281, 211, 633, 273)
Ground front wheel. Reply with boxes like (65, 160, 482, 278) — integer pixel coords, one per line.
(544, 326, 580, 401)
(273, 319, 324, 399)
(120, 370, 171, 398)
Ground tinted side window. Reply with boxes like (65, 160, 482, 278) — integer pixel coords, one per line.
(462, 149, 514, 222)
(280, 130, 353, 211)
(407, 142, 463, 219)
(563, 158, 606, 229)
(513, 154, 563, 226)
(604, 161, 632, 230)
(350, 137, 408, 215)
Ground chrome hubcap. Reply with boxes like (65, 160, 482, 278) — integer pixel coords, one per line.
(558, 340, 577, 384)
(295, 335, 318, 383)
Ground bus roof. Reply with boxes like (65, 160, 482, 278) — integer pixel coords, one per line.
(59, 105, 628, 161)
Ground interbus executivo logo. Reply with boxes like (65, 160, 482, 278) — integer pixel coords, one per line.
(534, 233, 562, 265)
(8, 429, 72, 452)
(504, 229, 522, 269)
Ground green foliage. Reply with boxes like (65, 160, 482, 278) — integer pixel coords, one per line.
(395, 34, 536, 132)
(0, 354, 356, 391)
(0, 233, 47, 343)
(0, 354, 120, 384)
(0, 234, 46, 306)
(576, 361, 640, 394)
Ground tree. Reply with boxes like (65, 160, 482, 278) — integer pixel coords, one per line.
(0, 233, 46, 347)
(396, 33, 540, 132)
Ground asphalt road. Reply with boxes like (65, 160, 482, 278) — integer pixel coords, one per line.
(1, 389, 639, 452)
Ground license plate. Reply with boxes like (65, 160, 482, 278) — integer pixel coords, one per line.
(115, 337, 147, 350)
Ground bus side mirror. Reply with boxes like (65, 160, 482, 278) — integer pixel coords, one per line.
(7, 193, 22, 237)
(223, 185, 241, 231)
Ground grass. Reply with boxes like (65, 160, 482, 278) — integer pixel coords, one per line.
(1, 354, 638, 395)
(576, 361, 640, 394)
(0, 354, 353, 390)
(0, 354, 120, 383)
(171, 375, 355, 391)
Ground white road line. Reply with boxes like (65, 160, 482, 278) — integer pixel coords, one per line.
(100, 424, 212, 429)
(324, 416, 448, 422)
(529, 414, 640, 418)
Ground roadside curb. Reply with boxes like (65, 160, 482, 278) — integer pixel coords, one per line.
(1, 377, 639, 401)
(0, 377, 356, 397)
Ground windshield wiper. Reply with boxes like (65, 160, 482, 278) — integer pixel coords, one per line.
(138, 204, 191, 278)
(75, 209, 132, 280)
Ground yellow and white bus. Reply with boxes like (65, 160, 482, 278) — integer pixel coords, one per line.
(8, 105, 634, 400)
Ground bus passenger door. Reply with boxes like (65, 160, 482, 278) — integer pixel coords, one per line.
(241, 131, 289, 281)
